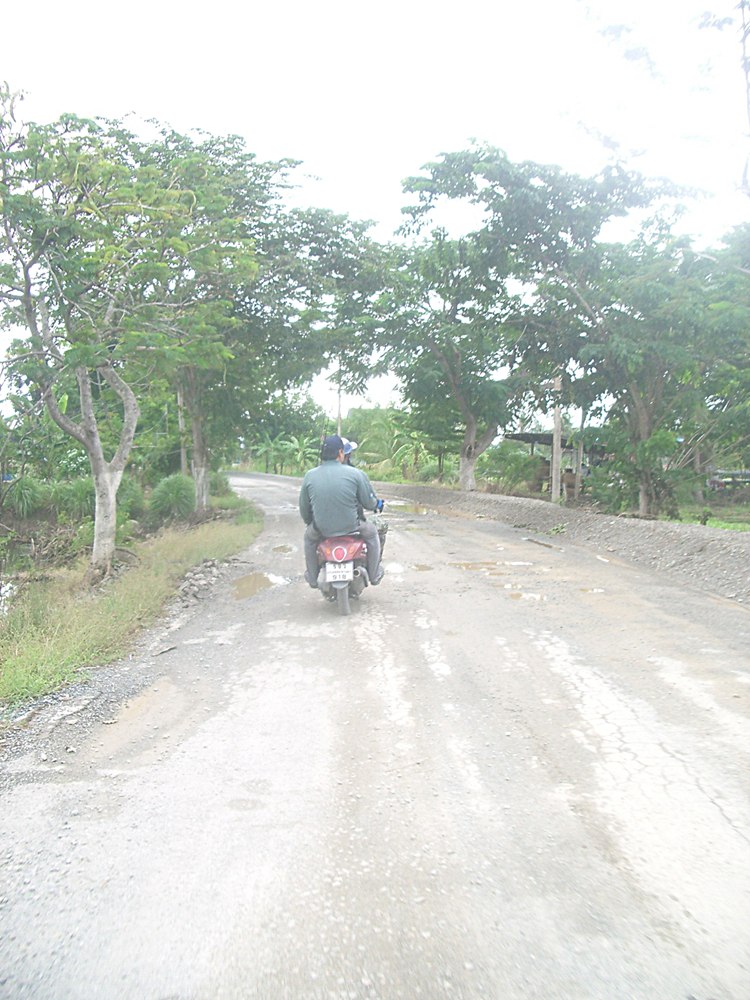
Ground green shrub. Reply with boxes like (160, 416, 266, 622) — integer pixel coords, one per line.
(51, 478, 95, 521)
(70, 518, 95, 553)
(416, 461, 458, 484)
(210, 470, 231, 496)
(416, 461, 443, 482)
(149, 474, 196, 523)
(477, 445, 547, 493)
(6, 477, 49, 518)
(585, 466, 636, 512)
(117, 476, 146, 518)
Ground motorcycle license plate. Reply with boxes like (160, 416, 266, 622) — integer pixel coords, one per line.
(325, 561, 353, 583)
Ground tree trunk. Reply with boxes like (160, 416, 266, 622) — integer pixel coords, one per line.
(180, 367, 210, 511)
(193, 458, 209, 512)
(44, 364, 139, 580)
(574, 428, 585, 499)
(638, 471, 655, 518)
(458, 419, 498, 492)
(627, 385, 657, 518)
(91, 467, 121, 575)
(693, 448, 705, 505)
(458, 449, 478, 491)
(551, 378, 562, 501)
(176, 387, 189, 477)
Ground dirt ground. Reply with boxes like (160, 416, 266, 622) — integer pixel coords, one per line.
(374, 482, 750, 607)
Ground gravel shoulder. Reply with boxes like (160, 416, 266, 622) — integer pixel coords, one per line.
(374, 482, 750, 607)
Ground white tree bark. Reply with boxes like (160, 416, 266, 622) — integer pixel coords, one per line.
(458, 420, 499, 492)
(181, 368, 210, 512)
(44, 364, 140, 579)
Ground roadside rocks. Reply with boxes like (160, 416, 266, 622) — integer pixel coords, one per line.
(177, 559, 224, 602)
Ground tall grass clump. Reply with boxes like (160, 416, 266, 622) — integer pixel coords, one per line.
(210, 470, 231, 496)
(149, 474, 196, 523)
(50, 477, 95, 521)
(6, 477, 49, 518)
(117, 475, 146, 519)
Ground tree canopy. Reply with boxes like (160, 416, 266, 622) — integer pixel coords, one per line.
(2, 101, 749, 567)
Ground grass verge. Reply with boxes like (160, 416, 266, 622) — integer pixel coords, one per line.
(0, 503, 263, 707)
(671, 503, 750, 532)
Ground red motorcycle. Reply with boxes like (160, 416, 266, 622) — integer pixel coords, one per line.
(315, 517, 387, 616)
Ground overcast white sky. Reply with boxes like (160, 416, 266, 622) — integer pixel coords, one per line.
(3, 0, 750, 414)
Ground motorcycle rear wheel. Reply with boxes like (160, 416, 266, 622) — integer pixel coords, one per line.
(335, 585, 351, 616)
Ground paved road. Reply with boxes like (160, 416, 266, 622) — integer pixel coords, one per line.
(1, 472, 749, 999)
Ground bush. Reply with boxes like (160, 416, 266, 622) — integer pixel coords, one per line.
(416, 461, 444, 482)
(149, 474, 196, 524)
(416, 461, 458, 484)
(6, 477, 49, 518)
(51, 478, 95, 521)
(585, 465, 636, 513)
(70, 518, 95, 553)
(477, 445, 547, 493)
(117, 476, 146, 518)
(210, 470, 231, 496)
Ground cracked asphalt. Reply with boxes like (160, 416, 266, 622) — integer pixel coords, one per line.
(0, 472, 749, 1000)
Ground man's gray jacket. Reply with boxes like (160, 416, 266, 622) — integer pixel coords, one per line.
(299, 459, 378, 537)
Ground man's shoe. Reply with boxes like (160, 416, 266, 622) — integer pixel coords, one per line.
(371, 566, 385, 586)
(304, 570, 319, 589)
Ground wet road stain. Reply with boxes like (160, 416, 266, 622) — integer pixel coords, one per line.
(449, 560, 510, 577)
(233, 573, 272, 599)
(272, 544, 293, 554)
(412, 564, 434, 571)
(388, 502, 435, 515)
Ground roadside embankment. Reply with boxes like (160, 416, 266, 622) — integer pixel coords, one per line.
(375, 482, 750, 606)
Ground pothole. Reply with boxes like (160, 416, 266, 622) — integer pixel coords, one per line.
(232, 573, 289, 599)
(388, 501, 435, 515)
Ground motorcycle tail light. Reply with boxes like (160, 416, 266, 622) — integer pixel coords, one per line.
(318, 535, 367, 561)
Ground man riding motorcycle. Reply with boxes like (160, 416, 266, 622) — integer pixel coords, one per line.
(299, 434, 384, 589)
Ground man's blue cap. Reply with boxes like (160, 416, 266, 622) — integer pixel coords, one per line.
(321, 434, 344, 460)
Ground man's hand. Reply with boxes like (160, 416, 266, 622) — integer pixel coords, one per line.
(374, 499, 385, 513)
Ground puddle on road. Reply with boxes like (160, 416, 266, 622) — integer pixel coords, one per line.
(412, 564, 434, 572)
(232, 573, 289, 599)
(449, 560, 509, 577)
(272, 544, 293, 554)
(387, 501, 436, 516)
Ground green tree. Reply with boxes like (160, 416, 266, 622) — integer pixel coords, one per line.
(111, 125, 269, 511)
(342, 406, 434, 479)
(187, 206, 383, 488)
(376, 233, 526, 490)
(0, 97, 261, 574)
(378, 146, 656, 490)
(536, 226, 725, 515)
